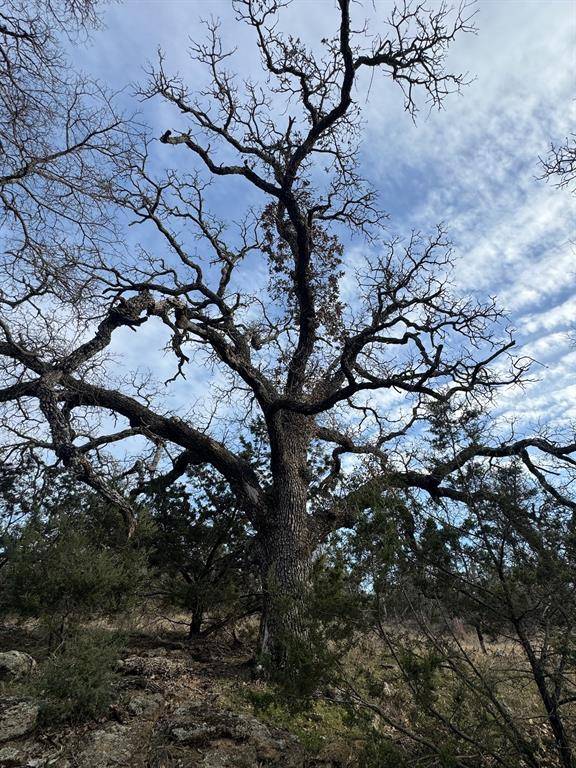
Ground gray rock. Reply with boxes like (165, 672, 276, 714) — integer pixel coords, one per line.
(0, 698, 39, 742)
(125, 692, 162, 717)
(0, 745, 22, 766)
(76, 724, 133, 768)
(170, 724, 220, 744)
(202, 753, 253, 768)
(0, 652, 37, 681)
(164, 703, 305, 767)
(0, 742, 62, 768)
(0, 738, 76, 768)
(117, 655, 185, 679)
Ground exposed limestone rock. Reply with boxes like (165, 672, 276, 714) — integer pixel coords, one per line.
(75, 724, 134, 768)
(0, 698, 38, 742)
(163, 703, 305, 767)
(125, 691, 163, 717)
(0, 745, 22, 766)
(118, 654, 187, 679)
(0, 652, 37, 681)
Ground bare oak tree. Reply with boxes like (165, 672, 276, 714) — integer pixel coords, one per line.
(0, 0, 139, 522)
(0, 0, 131, 305)
(0, 0, 574, 664)
(541, 133, 576, 192)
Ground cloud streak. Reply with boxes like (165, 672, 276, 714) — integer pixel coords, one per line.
(75, 0, 575, 439)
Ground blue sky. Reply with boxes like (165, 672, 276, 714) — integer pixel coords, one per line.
(70, 0, 575, 440)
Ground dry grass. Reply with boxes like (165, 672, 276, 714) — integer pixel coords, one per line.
(0, 614, 573, 767)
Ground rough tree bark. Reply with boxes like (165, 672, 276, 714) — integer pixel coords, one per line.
(188, 607, 204, 639)
(257, 413, 314, 663)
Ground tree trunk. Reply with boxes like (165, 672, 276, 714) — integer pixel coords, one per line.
(188, 608, 204, 639)
(514, 619, 574, 768)
(257, 512, 312, 667)
(257, 414, 313, 669)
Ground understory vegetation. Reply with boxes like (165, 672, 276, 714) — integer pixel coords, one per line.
(1, 432, 574, 767)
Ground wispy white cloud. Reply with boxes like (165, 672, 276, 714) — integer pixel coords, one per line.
(356, 0, 576, 429)
(74, 0, 575, 438)
(520, 295, 576, 335)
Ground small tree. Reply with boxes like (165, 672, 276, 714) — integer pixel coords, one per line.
(146, 467, 259, 638)
(0, 476, 148, 646)
(0, 0, 132, 302)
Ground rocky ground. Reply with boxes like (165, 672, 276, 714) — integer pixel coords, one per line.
(0, 627, 346, 768)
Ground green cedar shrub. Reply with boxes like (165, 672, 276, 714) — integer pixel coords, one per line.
(144, 474, 257, 637)
(0, 482, 149, 645)
(35, 629, 123, 724)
